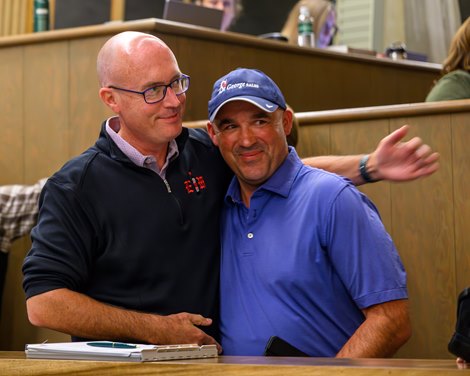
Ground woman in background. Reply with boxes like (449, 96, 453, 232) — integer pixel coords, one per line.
(197, 0, 242, 31)
(426, 17, 470, 102)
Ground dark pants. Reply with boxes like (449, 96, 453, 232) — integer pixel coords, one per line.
(0, 251, 8, 314)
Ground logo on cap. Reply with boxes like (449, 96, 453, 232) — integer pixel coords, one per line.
(208, 68, 287, 122)
(218, 80, 228, 94)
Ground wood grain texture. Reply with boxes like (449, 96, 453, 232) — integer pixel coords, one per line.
(23, 41, 69, 182)
(0, 353, 467, 376)
(389, 116, 454, 359)
(328, 119, 392, 230)
(68, 36, 112, 157)
(452, 113, 470, 294)
(0, 47, 23, 184)
(0, 19, 440, 119)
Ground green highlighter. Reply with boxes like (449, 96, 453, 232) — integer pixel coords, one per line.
(86, 341, 137, 349)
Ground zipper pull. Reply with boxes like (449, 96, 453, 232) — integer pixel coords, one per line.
(163, 178, 172, 193)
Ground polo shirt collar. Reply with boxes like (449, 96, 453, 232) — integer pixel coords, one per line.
(226, 146, 303, 204)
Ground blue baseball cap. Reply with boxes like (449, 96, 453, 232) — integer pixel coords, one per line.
(208, 68, 287, 122)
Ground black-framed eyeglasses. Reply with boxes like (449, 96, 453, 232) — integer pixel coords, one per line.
(108, 74, 190, 104)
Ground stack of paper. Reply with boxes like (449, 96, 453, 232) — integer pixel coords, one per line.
(25, 341, 218, 362)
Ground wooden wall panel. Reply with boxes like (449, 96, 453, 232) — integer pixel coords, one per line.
(296, 124, 330, 157)
(0, 47, 23, 184)
(23, 41, 69, 182)
(0, 41, 71, 350)
(329, 120, 392, 230)
(0, 20, 442, 130)
(452, 113, 470, 294)
(389, 116, 455, 359)
(277, 52, 321, 111)
(69, 36, 111, 157)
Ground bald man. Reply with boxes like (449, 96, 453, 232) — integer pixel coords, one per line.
(23, 31, 228, 349)
(22, 31, 438, 349)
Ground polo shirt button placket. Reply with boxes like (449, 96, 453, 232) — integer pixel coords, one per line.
(247, 233, 254, 239)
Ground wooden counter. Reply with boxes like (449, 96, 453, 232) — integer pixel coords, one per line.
(0, 352, 467, 375)
(0, 18, 439, 126)
(0, 17, 441, 184)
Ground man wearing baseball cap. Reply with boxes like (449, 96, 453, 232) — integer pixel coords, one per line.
(207, 68, 411, 357)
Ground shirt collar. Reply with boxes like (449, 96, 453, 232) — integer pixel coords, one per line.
(105, 117, 179, 177)
(226, 146, 303, 204)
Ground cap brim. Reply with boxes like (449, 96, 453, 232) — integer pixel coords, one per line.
(209, 96, 279, 122)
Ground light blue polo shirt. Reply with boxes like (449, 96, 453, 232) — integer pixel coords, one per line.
(219, 148, 407, 356)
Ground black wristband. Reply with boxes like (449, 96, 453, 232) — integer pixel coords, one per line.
(359, 154, 376, 183)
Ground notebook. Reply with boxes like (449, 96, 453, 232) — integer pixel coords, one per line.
(25, 341, 218, 362)
(162, 0, 224, 29)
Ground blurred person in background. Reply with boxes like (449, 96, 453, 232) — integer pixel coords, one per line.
(426, 17, 470, 102)
(196, 0, 242, 31)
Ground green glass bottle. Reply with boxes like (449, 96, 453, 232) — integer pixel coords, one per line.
(34, 0, 49, 32)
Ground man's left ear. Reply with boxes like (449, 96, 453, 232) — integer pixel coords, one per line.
(283, 108, 293, 136)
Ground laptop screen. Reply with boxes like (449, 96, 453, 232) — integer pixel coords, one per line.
(163, 0, 224, 30)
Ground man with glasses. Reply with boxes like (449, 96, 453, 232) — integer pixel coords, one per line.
(23, 31, 228, 348)
(22, 31, 436, 348)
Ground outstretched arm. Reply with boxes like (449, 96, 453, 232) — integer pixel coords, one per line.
(302, 125, 439, 186)
(336, 299, 411, 358)
(26, 289, 221, 352)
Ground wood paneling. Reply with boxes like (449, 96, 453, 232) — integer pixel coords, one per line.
(24, 41, 69, 182)
(0, 47, 23, 184)
(389, 116, 454, 359)
(68, 36, 112, 157)
(452, 113, 470, 294)
(296, 124, 330, 157)
(0, 352, 465, 376)
(329, 120, 392, 229)
(0, 19, 440, 120)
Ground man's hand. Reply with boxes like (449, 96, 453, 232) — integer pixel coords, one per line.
(152, 312, 222, 353)
(369, 125, 440, 182)
(26, 289, 222, 353)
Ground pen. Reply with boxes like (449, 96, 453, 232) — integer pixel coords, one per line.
(86, 341, 137, 349)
